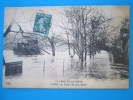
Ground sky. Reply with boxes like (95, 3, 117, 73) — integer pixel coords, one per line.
(4, 6, 129, 36)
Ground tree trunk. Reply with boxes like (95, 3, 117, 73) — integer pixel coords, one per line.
(85, 35, 87, 61)
(4, 24, 13, 38)
(80, 51, 84, 72)
(3, 57, 6, 67)
(66, 32, 71, 55)
(90, 35, 92, 59)
(48, 37, 55, 56)
(3, 23, 13, 68)
(51, 43, 55, 56)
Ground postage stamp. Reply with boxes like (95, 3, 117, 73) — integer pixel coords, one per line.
(33, 13, 52, 34)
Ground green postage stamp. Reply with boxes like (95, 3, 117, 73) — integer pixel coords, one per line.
(33, 13, 52, 34)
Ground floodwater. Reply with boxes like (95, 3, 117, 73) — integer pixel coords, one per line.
(3, 50, 128, 80)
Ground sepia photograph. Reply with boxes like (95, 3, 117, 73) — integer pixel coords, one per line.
(3, 6, 129, 88)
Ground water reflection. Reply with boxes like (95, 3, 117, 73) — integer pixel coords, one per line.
(63, 51, 128, 80)
(4, 50, 129, 80)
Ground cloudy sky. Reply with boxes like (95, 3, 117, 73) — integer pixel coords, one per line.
(4, 6, 129, 35)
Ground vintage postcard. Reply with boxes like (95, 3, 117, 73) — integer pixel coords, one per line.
(3, 6, 129, 88)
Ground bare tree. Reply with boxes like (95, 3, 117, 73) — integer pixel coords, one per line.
(63, 7, 93, 67)
(47, 33, 60, 56)
(62, 6, 112, 70)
